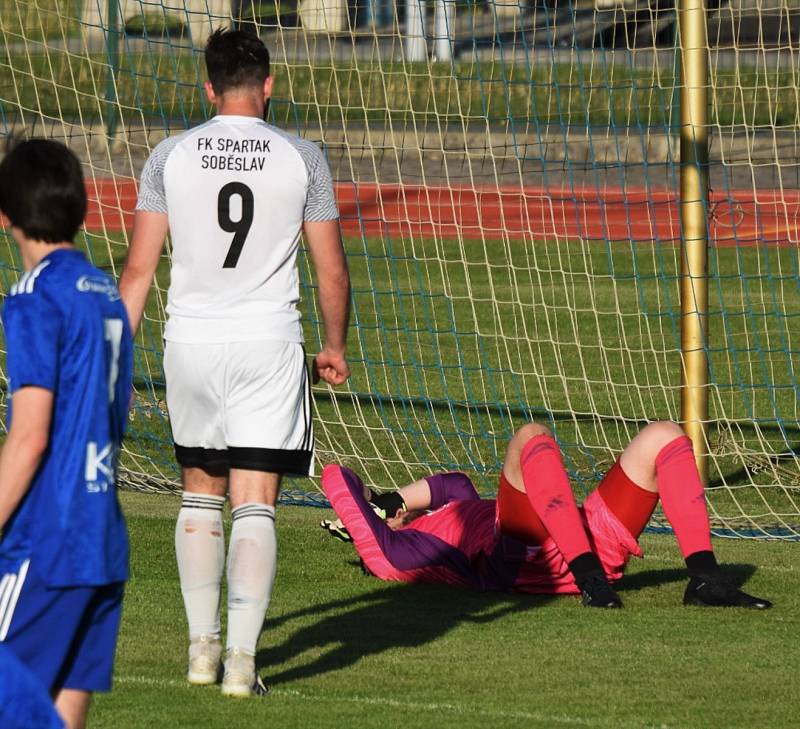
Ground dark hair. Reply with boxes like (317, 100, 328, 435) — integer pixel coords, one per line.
(205, 28, 270, 95)
(0, 139, 87, 243)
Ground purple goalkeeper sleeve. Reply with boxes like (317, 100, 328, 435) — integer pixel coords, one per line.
(322, 465, 476, 581)
(424, 472, 480, 510)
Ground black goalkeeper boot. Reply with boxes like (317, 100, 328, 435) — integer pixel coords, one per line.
(570, 552, 623, 608)
(576, 572, 623, 608)
(683, 573, 772, 609)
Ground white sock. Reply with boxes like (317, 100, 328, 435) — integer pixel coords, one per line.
(175, 492, 226, 640)
(226, 503, 277, 654)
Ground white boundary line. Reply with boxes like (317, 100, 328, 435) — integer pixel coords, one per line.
(116, 674, 673, 728)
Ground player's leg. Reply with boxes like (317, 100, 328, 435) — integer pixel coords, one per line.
(164, 341, 229, 683)
(603, 421, 771, 608)
(219, 340, 312, 697)
(606, 420, 683, 538)
(176, 467, 227, 684)
(54, 689, 90, 729)
(500, 422, 622, 607)
(52, 581, 125, 728)
(220, 469, 279, 698)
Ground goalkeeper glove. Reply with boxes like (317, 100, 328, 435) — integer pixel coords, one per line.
(320, 517, 352, 542)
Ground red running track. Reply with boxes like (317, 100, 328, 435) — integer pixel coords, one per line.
(85, 179, 800, 245)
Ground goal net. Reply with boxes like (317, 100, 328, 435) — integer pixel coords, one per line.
(1, 0, 798, 537)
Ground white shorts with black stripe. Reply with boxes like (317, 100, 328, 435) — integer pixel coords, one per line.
(163, 339, 314, 475)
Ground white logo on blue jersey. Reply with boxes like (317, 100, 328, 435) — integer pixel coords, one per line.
(85, 441, 115, 492)
(76, 275, 121, 301)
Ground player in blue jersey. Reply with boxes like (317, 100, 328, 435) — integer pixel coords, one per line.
(0, 140, 134, 729)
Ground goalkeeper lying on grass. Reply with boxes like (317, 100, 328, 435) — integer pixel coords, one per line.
(321, 422, 771, 609)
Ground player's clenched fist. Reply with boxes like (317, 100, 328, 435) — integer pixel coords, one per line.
(313, 350, 350, 386)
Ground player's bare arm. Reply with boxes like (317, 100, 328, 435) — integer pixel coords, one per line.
(119, 210, 169, 335)
(0, 387, 53, 530)
(304, 218, 351, 386)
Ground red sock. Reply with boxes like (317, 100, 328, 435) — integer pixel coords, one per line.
(655, 435, 713, 558)
(520, 435, 592, 563)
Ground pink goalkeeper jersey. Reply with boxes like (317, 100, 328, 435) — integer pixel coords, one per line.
(322, 466, 642, 595)
(403, 499, 497, 557)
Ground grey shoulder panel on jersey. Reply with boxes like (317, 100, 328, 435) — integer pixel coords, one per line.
(136, 124, 213, 213)
(266, 126, 339, 222)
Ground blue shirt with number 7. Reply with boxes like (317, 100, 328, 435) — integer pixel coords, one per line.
(1, 248, 133, 587)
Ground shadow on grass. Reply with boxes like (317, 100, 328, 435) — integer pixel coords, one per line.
(259, 580, 552, 685)
(617, 563, 757, 592)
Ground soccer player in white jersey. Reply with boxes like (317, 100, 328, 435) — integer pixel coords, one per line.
(119, 28, 350, 697)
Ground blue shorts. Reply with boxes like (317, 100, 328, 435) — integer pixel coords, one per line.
(0, 645, 64, 728)
(0, 559, 124, 693)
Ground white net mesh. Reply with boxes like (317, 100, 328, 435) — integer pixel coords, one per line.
(1, 0, 798, 535)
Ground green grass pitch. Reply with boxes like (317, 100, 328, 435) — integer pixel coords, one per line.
(3, 13, 799, 723)
(91, 492, 799, 729)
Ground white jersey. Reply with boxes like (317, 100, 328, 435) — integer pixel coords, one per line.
(136, 115, 338, 344)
